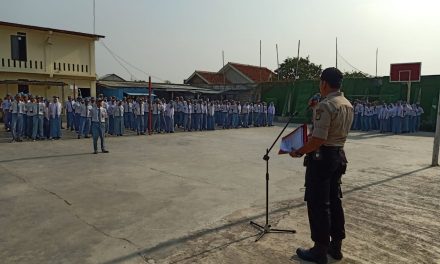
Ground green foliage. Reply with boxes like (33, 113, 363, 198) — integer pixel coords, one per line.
(343, 71, 369, 79)
(275, 56, 322, 80)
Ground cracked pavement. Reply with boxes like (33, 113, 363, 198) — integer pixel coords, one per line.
(0, 126, 439, 263)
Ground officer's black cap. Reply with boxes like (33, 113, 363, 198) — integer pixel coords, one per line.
(320, 67, 343, 89)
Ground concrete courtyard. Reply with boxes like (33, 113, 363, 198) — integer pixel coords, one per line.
(0, 125, 439, 264)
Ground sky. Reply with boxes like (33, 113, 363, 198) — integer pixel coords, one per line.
(1, 0, 439, 83)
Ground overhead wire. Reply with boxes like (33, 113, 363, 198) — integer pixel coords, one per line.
(337, 51, 372, 77)
(100, 41, 138, 80)
(100, 41, 165, 82)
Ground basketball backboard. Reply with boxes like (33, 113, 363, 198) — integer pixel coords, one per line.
(390, 62, 421, 83)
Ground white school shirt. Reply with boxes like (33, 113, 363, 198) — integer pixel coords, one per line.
(182, 104, 188, 114)
(49, 102, 62, 118)
(34, 102, 45, 116)
(165, 104, 174, 117)
(73, 102, 82, 113)
(80, 104, 93, 117)
(65, 100, 75, 113)
(10, 101, 25, 114)
(113, 105, 124, 117)
(91, 106, 107, 123)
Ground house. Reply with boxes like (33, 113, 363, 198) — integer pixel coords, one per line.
(0, 20, 104, 100)
(97, 74, 220, 99)
(184, 62, 276, 101)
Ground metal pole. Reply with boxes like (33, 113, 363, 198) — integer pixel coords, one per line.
(259, 40, 262, 83)
(93, 0, 96, 34)
(222, 50, 225, 85)
(336, 37, 338, 69)
(148, 76, 152, 135)
(276, 44, 280, 81)
(375, 48, 378, 78)
(432, 91, 440, 166)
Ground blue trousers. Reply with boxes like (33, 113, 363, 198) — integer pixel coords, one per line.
(80, 117, 91, 137)
(32, 115, 44, 139)
(136, 115, 144, 133)
(91, 122, 106, 151)
(392, 117, 402, 134)
(230, 113, 237, 128)
(124, 113, 130, 128)
(165, 116, 174, 132)
(11, 113, 23, 140)
(268, 114, 274, 126)
(74, 113, 81, 132)
(202, 114, 207, 130)
(153, 114, 160, 132)
(143, 113, 149, 132)
(67, 112, 74, 129)
(184, 113, 191, 131)
(207, 115, 214, 130)
(50, 116, 61, 138)
(108, 115, 114, 135)
(114, 116, 124, 135)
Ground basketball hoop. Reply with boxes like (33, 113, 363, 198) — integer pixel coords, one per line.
(390, 62, 422, 103)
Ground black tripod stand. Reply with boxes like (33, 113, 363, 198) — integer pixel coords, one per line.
(250, 112, 298, 242)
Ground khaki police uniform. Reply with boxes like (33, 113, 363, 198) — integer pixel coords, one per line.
(304, 91, 353, 247)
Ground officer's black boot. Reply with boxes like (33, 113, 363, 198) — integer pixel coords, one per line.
(296, 243, 328, 264)
(328, 240, 343, 260)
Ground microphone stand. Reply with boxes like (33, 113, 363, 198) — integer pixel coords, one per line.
(250, 112, 298, 242)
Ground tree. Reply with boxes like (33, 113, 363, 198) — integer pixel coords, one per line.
(275, 56, 322, 80)
(343, 71, 369, 79)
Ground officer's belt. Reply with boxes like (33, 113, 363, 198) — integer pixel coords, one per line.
(320, 145, 343, 151)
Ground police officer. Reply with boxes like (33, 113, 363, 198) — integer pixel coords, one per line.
(290, 67, 353, 264)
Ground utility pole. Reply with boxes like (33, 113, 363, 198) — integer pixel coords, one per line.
(336, 37, 338, 69)
(432, 93, 440, 166)
(375, 48, 378, 77)
(276, 44, 280, 81)
(93, 0, 96, 34)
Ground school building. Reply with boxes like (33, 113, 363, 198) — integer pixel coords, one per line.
(0, 21, 104, 100)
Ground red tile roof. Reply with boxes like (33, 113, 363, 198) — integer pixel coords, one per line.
(229, 63, 274, 83)
(196, 71, 230, 84)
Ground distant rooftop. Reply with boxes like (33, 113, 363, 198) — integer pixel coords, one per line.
(0, 20, 105, 39)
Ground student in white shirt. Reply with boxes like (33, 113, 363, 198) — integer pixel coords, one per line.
(165, 101, 175, 133)
(49, 97, 62, 139)
(90, 99, 109, 154)
(78, 98, 93, 139)
(113, 100, 124, 136)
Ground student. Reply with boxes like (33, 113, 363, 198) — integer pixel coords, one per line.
(135, 98, 145, 135)
(31, 96, 45, 141)
(10, 95, 24, 142)
(415, 104, 424, 132)
(2, 94, 12, 131)
(113, 100, 124, 136)
(165, 101, 175, 133)
(90, 99, 109, 154)
(207, 101, 215, 130)
(49, 97, 62, 139)
(65, 96, 75, 130)
(73, 97, 82, 133)
(268, 102, 275, 126)
(78, 98, 92, 139)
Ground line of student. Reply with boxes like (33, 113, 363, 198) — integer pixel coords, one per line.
(352, 100, 424, 134)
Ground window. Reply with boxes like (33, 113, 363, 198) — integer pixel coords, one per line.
(68, 63, 70, 71)
(77, 64, 79, 72)
(2, 58, 4, 67)
(40, 61, 43, 69)
(35, 61, 38, 69)
(11, 34, 27, 61)
(81, 65, 84, 72)
(63, 63, 66, 71)
(85, 65, 88, 72)
(54, 62, 57, 70)
(29, 60, 32, 68)
(18, 84, 29, 94)
(58, 63, 61, 70)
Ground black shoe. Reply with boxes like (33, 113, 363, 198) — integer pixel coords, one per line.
(328, 240, 343, 260)
(78, 135, 80, 139)
(296, 244, 328, 264)
(93, 151, 98, 154)
(102, 150, 109, 153)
